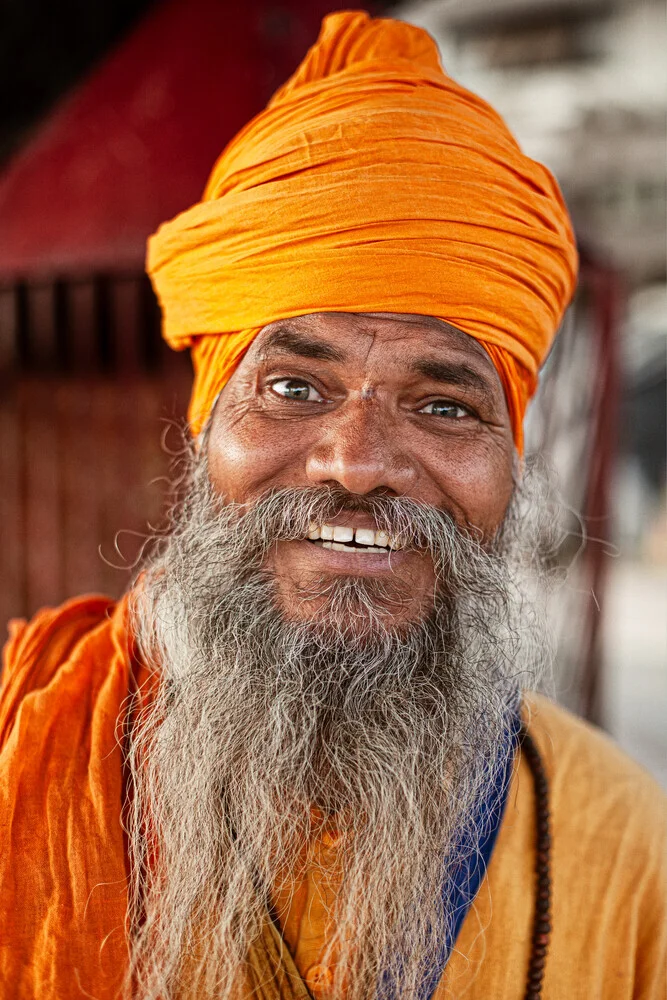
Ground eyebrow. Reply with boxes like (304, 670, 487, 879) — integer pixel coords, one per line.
(261, 326, 494, 395)
(410, 359, 492, 395)
(261, 328, 346, 363)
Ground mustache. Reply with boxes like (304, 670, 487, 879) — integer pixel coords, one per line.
(204, 485, 483, 562)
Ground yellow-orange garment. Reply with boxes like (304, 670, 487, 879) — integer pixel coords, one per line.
(271, 695, 667, 1000)
(146, 11, 578, 450)
(2, 599, 666, 998)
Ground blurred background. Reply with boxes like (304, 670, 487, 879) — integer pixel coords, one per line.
(0, 0, 665, 782)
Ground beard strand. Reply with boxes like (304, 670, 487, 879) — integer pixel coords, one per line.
(123, 454, 556, 1000)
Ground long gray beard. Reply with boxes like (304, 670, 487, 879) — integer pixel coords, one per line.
(124, 454, 555, 1000)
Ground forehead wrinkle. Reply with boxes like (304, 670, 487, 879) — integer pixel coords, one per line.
(356, 313, 497, 371)
(352, 317, 500, 395)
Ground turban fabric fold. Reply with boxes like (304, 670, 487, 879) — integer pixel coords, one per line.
(147, 10, 578, 450)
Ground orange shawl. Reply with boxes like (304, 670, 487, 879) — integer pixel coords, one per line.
(0, 596, 134, 997)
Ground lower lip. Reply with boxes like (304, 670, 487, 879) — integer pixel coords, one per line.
(280, 538, 414, 573)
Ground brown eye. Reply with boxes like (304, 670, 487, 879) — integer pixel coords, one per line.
(270, 378, 324, 402)
(420, 400, 468, 418)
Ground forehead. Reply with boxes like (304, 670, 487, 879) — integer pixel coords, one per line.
(256, 311, 498, 371)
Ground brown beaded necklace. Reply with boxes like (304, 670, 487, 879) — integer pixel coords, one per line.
(518, 724, 552, 1000)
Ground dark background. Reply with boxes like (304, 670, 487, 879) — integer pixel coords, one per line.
(1, 0, 154, 165)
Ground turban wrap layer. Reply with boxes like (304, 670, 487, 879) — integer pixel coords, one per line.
(147, 10, 578, 450)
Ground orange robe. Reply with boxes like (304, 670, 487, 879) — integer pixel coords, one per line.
(1, 596, 665, 998)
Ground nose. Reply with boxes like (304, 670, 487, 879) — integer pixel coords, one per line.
(304, 399, 418, 496)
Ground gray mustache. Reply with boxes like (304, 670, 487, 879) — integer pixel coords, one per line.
(228, 486, 467, 555)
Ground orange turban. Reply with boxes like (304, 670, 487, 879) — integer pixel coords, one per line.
(147, 10, 578, 451)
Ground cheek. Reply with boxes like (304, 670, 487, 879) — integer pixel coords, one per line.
(207, 411, 306, 503)
(427, 438, 515, 535)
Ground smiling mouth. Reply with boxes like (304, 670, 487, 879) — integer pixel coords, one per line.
(305, 523, 404, 554)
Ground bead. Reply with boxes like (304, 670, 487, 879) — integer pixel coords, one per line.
(304, 964, 334, 993)
(521, 724, 551, 1000)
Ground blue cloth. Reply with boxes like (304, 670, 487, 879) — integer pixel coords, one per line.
(380, 714, 520, 1000)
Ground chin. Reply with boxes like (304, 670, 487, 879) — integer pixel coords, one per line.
(273, 574, 433, 636)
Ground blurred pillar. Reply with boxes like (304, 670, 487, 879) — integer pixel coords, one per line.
(580, 262, 623, 724)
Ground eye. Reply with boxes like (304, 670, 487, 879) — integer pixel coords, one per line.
(419, 400, 470, 419)
(270, 378, 324, 402)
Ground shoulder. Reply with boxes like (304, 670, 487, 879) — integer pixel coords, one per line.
(519, 698, 667, 995)
(525, 693, 666, 915)
(0, 595, 125, 749)
(2, 596, 116, 678)
(525, 692, 666, 824)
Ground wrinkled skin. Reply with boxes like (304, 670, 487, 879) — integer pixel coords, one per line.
(207, 312, 515, 625)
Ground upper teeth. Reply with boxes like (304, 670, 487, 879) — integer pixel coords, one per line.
(307, 524, 401, 550)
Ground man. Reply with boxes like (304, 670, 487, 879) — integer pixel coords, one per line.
(0, 11, 664, 1000)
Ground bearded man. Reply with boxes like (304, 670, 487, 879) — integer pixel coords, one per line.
(1, 11, 665, 1000)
